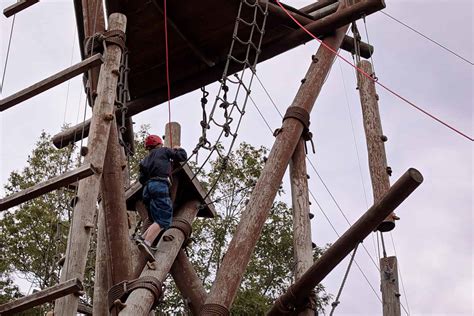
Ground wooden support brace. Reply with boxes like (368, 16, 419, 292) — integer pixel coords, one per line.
(171, 250, 208, 315)
(267, 169, 423, 315)
(3, 0, 39, 18)
(0, 278, 82, 314)
(0, 163, 95, 211)
(0, 54, 103, 112)
(119, 200, 200, 315)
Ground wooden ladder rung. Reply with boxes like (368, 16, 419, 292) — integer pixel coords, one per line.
(0, 53, 103, 112)
(3, 0, 39, 18)
(0, 278, 82, 314)
(0, 163, 95, 211)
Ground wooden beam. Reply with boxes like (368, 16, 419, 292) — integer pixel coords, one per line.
(200, 19, 350, 314)
(0, 279, 82, 314)
(3, 0, 39, 18)
(119, 200, 201, 315)
(299, 0, 338, 13)
(0, 163, 95, 211)
(53, 13, 127, 315)
(170, 250, 208, 315)
(78, 303, 93, 315)
(0, 54, 103, 112)
(268, 169, 423, 315)
(289, 139, 314, 316)
(356, 60, 396, 232)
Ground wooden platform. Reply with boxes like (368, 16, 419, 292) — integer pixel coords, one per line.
(73, 0, 345, 113)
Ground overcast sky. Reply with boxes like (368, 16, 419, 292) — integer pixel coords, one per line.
(1, 0, 472, 315)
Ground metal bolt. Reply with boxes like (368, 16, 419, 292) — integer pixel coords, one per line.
(104, 113, 114, 121)
(381, 135, 388, 142)
(80, 146, 89, 156)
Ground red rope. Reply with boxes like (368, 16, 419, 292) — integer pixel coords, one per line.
(164, 0, 173, 147)
(275, 0, 473, 142)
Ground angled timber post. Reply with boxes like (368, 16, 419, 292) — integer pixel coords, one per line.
(200, 23, 350, 314)
(357, 60, 401, 316)
(289, 139, 314, 316)
(119, 200, 201, 315)
(54, 13, 127, 315)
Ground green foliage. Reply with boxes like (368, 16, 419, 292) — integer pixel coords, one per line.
(0, 131, 95, 306)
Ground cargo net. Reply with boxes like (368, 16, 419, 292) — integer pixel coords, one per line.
(190, 0, 269, 197)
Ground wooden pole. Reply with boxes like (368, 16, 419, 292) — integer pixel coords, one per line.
(289, 139, 314, 316)
(100, 122, 134, 315)
(356, 60, 396, 232)
(170, 250, 208, 315)
(54, 13, 127, 315)
(357, 60, 401, 315)
(268, 169, 423, 315)
(119, 200, 201, 315)
(380, 256, 401, 316)
(92, 204, 111, 316)
(164, 122, 181, 148)
(201, 23, 350, 314)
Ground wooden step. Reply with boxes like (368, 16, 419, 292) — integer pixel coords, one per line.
(0, 163, 95, 211)
(0, 54, 103, 111)
(3, 0, 39, 17)
(0, 278, 82, 314)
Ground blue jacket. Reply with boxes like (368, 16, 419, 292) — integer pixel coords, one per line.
(139, 147, 187, 184)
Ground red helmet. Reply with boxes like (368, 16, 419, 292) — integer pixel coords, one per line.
(145, 134, 163, 149)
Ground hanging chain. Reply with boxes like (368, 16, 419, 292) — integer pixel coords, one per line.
(116, 49, 131, 154)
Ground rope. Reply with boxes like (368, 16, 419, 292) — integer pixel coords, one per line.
(1, 14, 16, 95)
(329, 243, 359, 316)
(163, 0, 173, 147)
(274, 0, 473, 142)
(381, 11, 473, 66)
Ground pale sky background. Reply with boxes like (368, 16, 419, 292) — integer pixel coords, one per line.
(0, 0, 472, 315)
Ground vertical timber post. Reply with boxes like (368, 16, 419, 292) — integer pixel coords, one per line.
(201, 23, 350, 314)
(93, 205, 111, 315)
(356, 60, 401, 316)
(289, 139, 314, 316)
(165, 122, 181, 201)
(54, 13, 127, 315)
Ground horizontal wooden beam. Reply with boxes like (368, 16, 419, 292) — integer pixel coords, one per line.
(0, 53, 103, 112)
(3, 0, 39, 18)
(267, 168, 423, 315)
(0, 163, 95, 211)
(0, 278, 83, 314)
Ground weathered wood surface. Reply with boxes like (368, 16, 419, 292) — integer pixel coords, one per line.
(357, 60, 395, 232)
(165, 122, 181, 148)
(171, 250, 208, 315)
(101, 122, 133, 286)
(380, 256, 401, 316)
(119, 200, 200, 315)
(0, 278, 82, 314)
(201, 21, 350, 313)
(0, 54, 103, 111)
(54, 13, 127, 315)
(3, 0, 38, 17)
(93, 204, 111, 316)
(289, 139, 314, 316)
(0, 163, 94, 211)
(78, 302, 93, 315)
(268, 169, 423, 315)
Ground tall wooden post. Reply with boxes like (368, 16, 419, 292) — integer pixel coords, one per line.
(54, 13, 127, 315)
(201, 24, 350, 314)
(289, 139, 314, 315)
(356, 60, 395, 231)
(356, 60, 401, 315)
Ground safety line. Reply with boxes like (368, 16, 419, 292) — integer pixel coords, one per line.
(274, 0, 473, 142)
(163, 0, 173, 147)
(1, 14, 16, 95)
(381, 11, 473, 66)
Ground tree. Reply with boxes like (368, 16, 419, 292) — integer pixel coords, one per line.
(0, 131, 96, 311)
